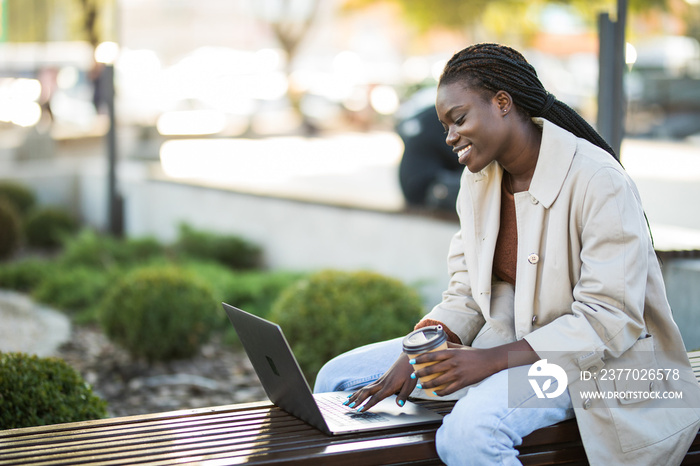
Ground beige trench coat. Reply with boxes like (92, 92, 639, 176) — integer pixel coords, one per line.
(420, 119, 700, 465)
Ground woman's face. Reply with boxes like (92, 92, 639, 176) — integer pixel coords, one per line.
(436, 81, 510, 173)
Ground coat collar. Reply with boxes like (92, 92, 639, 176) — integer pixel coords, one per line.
(527, 118, 577, 209)
(461, 119, 578, 315)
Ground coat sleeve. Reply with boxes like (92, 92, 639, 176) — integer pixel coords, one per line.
(524, 165, 648, 375)
(416, 191, 486, 345)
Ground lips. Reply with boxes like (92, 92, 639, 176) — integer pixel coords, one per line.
(456, 144, 472, 164)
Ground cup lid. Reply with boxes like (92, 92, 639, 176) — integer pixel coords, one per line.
(402, 325, 447, 353)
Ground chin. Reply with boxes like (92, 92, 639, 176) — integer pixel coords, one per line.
(465, 162, 485, 174)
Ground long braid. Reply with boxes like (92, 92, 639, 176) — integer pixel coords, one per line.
(440, 43, 617, 160)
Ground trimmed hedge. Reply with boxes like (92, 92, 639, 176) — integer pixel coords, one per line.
(0, 181, 36, 216)
(269, 270, 425, 382)
(0, 258, 53, 293)
(0, 352, 107, 429)
(59, 230, 165, 270)
(32, 266, 112, 321)
(24, 207, 78, 249)
(0, 198, 21, 260)
(174, 223, 262, 270)
(99, 266, 220, 362)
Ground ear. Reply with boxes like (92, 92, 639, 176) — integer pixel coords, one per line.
(494, 90, 513, 115)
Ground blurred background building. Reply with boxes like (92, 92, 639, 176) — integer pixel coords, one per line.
(3, 0, 699, 143)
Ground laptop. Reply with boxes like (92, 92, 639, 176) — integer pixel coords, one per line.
(222, 302, 444, 435)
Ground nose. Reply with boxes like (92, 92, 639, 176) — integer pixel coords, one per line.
(445, 126, 458, 147)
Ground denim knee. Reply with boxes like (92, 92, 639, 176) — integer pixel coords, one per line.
(313, 337, 404, 393)
(313, 356, 343, 393)
(433, 367, 573, 465)
(437, 407, 522, 465)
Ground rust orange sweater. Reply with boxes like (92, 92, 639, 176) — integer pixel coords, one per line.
(415, 176, 517, 343)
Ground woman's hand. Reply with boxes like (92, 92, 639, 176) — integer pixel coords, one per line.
(414, 340, 539, 396)
(344, 353, 416, 412)
(411, 343, 496, 395)
(343, 339, 538, 410)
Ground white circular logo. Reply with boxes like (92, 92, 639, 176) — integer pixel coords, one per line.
(528, 359, 568, 399)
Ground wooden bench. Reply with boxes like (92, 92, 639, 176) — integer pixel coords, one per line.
(1, 351, 699, 465)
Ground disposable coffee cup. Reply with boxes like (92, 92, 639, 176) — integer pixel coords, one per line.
(402, 325, 448, 396)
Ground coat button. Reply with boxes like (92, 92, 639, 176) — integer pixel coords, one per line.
(528, 253, 539, 264)
(532, 315, 538, 325)
(583, 398, 592, 410)
(530, 195, 539, 205)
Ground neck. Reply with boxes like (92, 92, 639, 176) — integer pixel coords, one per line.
(502, 120, 542, 192)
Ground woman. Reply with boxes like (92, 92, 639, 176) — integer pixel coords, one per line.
(314, 43, 700, 465)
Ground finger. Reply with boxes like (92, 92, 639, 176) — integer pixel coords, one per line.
(343, 392, 360, 409)
(417, 371, 450, 391)
(344, 384, 378, 408)
(432, 380, 462, 397)
(348, 388, 374, 407)
(395, 378, 417, 408)
(413, 360, 450, 381)
(356, 381, 400, 412)
(356, 398, 375, 412)
(356, 389, 387, 412)
(412, 349, 452, 366)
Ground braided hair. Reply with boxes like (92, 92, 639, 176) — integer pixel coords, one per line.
(440, 43, 617, 160)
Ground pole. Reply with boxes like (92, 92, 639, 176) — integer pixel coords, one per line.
(597, 0, 627, 161)
(104, 63, 121, 236)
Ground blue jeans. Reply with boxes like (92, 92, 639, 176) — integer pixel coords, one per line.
(314, 337, 575, 466)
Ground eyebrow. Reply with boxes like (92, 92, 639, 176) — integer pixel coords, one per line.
(439, 104, 465, 127)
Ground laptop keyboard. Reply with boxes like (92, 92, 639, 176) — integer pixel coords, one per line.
(315, 393, 389, 426)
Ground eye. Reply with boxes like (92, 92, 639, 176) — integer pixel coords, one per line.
(455, 115, 465, 126)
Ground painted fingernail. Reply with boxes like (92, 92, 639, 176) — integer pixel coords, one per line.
(416, 384, 422, 389)
(343, 400, 349, 405)
(410, 373, 416, 379)
(398, 399, 405, 407)
(432, 391, 438, 396)
(348, 401, 356, 408)
(346, 394, 352, 398)
(357, 406, 364, 413)
(409, 359, 416, 364)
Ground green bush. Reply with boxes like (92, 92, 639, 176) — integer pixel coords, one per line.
(0, 258, 53, 292)
(177, 261, 305, 345)
(179, 260, 239, 302)
(32, 266, 112, 321)
(0, 198, 21, 260)
(174, 223, 262, 270)
(0, 181, 36, 216)
(222, 269, 307, 318)
(268, 270, 425, 382)
(0, 352, 107, 429)
(182, 260, 305, 318)
(24, 207, 79, 249)
(60, 230, 165, 269)
(99, 266, 220, 362)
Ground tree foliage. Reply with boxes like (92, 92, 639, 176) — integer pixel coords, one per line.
(4, 0, 115, 43)
(342, 0, 672, 39)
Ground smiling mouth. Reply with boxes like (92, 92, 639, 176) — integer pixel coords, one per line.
(457, 144, 472, 163)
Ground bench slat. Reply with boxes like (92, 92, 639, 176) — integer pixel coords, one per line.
(0, 404, 445, 466)
(1, 353, 699, 465)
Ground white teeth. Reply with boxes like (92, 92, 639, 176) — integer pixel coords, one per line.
(458, 144, 472, 157)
